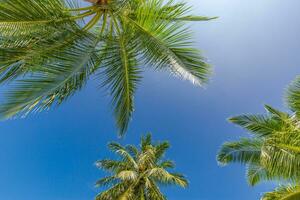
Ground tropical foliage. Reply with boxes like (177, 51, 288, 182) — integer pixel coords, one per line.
(95, 134, 188, 200)
(0, 0, 215, 135)
(217, 76, 300, 200)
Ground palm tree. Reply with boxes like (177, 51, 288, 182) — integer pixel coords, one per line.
(94, 134, 188, 200)
(217, 76, 300, 200)
(0, 0, 215, 135)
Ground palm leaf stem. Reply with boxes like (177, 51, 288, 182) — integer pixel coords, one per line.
(66, 5, 96, 12)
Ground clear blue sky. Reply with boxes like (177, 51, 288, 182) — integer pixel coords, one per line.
(1, 0, 300, 200)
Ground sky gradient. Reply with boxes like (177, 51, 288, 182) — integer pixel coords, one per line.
(1, 0, 300, 199)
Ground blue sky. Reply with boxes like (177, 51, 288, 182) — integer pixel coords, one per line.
(1, 0, 300, 200)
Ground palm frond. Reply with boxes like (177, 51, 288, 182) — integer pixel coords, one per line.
(148, 167, 188, 187)
(261, 143, 300, 180)
(95, 159, 128, 173)
(217, 138, 263, 165)
(125, 0, 211, 85)
(246, 164, 275, 186)
(155, 141, 170, 161)
(286, 76, 300, 116)
(141, 134, 153, 151)
(145, 179, 166, 200)
(117, 170, 138, 181)
(262, 184, 300, 200)
(101, 33, 141, 136)
(95, 176, 119, 187)
(96, 182, 134, 200)
(0, 0, 89, 39)
(159, 160, 175, 169)
(108, 142, 138, 169)
(229, 114, 282, 137)
(0, 33, 101, 118)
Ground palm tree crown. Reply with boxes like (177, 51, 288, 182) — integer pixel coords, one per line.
(217, 76, 300, 200)
(95, 134, 188, 200)
(0, 0, 215, 135)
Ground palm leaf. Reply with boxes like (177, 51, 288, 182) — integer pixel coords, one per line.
(101, 34, 141, 136)
(286, 76, 300, 116)
(0, 33, 101, 118)
(125, 0, 211, 85)
(217, 138, 263, 165)
(262, 184, 300, 200)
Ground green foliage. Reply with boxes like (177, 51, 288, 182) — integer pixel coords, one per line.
(217, 102, 300, 197)
(262, 184, 300, 200)
(0, 0, 215, 135)
(286, 76, 300, 117)
(95, 133, 188, 200)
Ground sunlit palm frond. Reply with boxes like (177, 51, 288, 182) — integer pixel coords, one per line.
(261, 142, 300, 180)
(126, 0, 211, 86)
(262, 184, 300, 200)
(148, 167, 188, 187)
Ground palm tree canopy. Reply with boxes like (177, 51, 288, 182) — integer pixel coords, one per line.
(217, 77, 300, 199)
(217, 104, 300, 186)
(95, 134, 188, 200)
(0, 0, 215, 135)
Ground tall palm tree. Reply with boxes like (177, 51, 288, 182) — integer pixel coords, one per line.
(0, 0, 215, 135)
(95, 134, 188, 200)
(217, 76, 300, 200)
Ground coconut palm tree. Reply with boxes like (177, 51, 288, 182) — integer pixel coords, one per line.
(0, 0, 215, 135)
(217, 76, 300, 200)
(94, 134, 188, 200)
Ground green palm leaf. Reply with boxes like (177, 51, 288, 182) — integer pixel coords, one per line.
(262, 184, 300, 200)
(127, 0, 211, 85)
(0, 33, 101, 118)
(217, 138, 262, 165)
(286, 76, 300, 116)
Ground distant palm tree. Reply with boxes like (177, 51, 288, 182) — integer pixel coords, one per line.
(0, 0, 215, 135)
(95, 134, 188, 200)
(217, 76, 300, 200)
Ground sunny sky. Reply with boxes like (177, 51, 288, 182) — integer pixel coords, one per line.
(1, 0, 300, 200)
